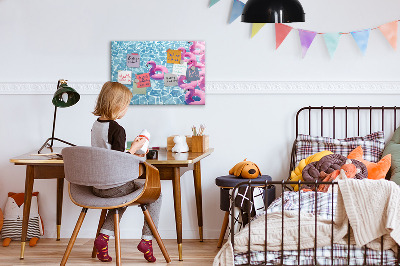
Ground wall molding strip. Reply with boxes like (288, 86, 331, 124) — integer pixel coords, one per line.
(0, 81, 399, 95)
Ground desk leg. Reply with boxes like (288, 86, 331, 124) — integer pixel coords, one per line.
(20, 165, 34, 259)
(193, 161, 203, 242)
(172, 167, 183, 261)
(56, 178, 64, 241)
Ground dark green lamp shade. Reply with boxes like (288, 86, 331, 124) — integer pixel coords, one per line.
(242, 0, 305, 23)
(52, 84, 80, 108)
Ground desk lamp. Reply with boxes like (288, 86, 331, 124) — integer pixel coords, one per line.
(241, 0, 305, 23)
(38, 79, 80, 154)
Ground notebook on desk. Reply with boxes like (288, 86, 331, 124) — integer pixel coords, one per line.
(30, 153, 63, 159)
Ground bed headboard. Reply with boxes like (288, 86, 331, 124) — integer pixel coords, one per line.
(295, 106, 400, 138)
(290, 106, 400, 179)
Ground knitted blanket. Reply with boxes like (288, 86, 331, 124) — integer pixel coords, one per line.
(335, 178, 399, 251)
(213, 179, 400, 266)
(213, 211, 341, 266)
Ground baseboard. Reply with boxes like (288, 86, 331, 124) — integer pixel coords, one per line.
(1, 81, 400, 95)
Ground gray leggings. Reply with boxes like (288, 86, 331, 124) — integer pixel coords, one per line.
(92, 180, 162, 240)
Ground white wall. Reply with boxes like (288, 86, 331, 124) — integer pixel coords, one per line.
(1, 0, 400, 240)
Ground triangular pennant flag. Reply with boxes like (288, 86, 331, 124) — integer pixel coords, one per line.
(275, 23, 293, 49)
(251, 23, 266, 38)
(209, 0, 220, 7)
(298, 29, 317, 58)
(351, 29, 370, 55)
(229, 0, 245, 24)
(323, 33, 341, 58)
(378, 21, 398, 50)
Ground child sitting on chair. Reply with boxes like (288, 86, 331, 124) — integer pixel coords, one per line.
(91, 81, 162, 263)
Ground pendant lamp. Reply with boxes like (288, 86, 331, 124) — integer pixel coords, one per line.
(242, 0, 305, 23)
(38, 79, 80, 154)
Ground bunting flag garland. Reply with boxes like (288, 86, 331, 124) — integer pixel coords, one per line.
(351, 29, 370, 55)
(275, 23, 293, 49)
(209, 0, 220, 7)
(207, 3, 400, 58)
(251, 23, 266, 38)
(323, 33, 341, 58)
(378, 21, 398, 50)
(298, 30, 317, 58)
(229, 0, 245, 24)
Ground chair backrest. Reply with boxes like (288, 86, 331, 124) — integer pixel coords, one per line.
(62, 146, 145, 187)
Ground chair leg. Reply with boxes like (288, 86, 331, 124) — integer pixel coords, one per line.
(60, 208, 88, 266)
(141, 205, 171, 263)
(91, 209, 108, 258)
(114, 209, 121, 266)
(217, 211, 230, 248)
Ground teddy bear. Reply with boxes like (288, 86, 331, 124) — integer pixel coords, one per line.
(172, 135, 189, 153)
(229, 159, 261, 179)
(1, 192, 44, 247)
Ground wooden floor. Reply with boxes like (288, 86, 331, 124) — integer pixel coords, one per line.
(0, 239, 221, 265)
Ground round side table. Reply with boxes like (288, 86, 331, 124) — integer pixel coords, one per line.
(215, 175, 275, 248)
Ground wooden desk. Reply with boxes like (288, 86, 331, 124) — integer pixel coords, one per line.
(146, 148, 213, 260)
(10, 147, 213, 261)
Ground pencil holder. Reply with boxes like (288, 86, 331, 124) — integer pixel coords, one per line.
(191, 135, 209, 153)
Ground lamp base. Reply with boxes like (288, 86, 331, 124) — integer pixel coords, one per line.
(38, 137, 76, 154)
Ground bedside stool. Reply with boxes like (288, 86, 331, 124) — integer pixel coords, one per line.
(215, 175, 275, 248)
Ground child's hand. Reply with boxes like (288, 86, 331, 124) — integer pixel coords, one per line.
(129, 137, 147, 155)
(134, 148, 149, 157)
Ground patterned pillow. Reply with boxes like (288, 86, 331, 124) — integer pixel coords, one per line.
(294, 131, 385, 166)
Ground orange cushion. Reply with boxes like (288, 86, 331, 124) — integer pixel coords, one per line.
(347, 146, 391, 180)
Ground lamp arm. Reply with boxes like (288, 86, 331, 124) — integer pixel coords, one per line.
(50, 105, 57, 148)
(50, 79, 61, 148)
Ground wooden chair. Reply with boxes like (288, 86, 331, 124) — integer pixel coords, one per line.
(60, 146, 171, 265)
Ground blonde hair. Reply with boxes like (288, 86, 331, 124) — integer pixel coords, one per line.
(93, 81, 133, 120)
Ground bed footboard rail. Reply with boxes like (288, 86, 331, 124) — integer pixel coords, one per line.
(230, 180, 400, 266)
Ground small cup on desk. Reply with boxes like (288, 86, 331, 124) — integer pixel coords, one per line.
(146, 150, 158, 160)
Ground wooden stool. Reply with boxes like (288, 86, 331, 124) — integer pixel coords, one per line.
(215, 175, 275, 248)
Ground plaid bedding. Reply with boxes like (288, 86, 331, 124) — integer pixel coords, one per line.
(294, 131, 385, 166)
(266, 190, 336, 220)
(234, 244, 397, 265)
(234, 191, 397, 265)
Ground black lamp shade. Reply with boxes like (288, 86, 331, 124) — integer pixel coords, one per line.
(52, 84, 80, 108)
(242, 0, 305, 23)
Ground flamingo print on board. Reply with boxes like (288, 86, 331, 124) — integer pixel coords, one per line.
(178, 47, 196, 63)
(200, 54, 205, 65)
(178, 75, 198, 90)
(111, 41, 206, 105)
(185, 85, 205, 105)
(198, 76, 205, 91)
(189, 41, 205, 55)
(187, 59, 205, 70)
(146, 61, 169, 80)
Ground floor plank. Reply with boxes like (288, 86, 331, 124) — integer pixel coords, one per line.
(0, 239, 221, 265)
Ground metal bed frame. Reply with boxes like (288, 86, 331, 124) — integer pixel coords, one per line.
(230, 106, 400, 266)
